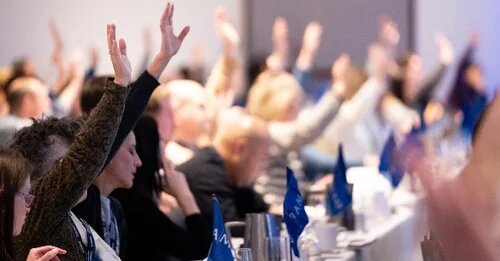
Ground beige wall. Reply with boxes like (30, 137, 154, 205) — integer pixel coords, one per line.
(249, 0, 412, 68)
(0, 0, 244, 81)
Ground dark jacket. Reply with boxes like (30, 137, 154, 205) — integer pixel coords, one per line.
(112, 189, 211, 261)
(177, 147, 269, 226)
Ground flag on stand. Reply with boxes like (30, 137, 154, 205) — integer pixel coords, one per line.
(326, 145, 352, 215)
(207, 196, 234, 261)
(284, 167, 309, 257)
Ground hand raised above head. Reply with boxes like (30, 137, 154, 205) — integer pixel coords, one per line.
(157, 2, 190, 61)
(147, 2, 190, 79)
(331, 53, 350, 98)
(435, 32, 454, 65)
(331, 53, 350, 83)
(302, 21, 323, 54)
(215, 7, 240, 56)
(107, 24, 131, 87)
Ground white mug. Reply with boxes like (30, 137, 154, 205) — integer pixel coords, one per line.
(312, 223, 347, 253)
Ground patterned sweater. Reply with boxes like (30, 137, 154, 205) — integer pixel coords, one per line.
(14, 80, 131, 261)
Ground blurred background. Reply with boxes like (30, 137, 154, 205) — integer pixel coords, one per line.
(1, 0, 499, 96)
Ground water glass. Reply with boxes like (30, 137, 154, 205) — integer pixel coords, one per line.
(236, 248, 253, 261)
(264, 236, 291, 261)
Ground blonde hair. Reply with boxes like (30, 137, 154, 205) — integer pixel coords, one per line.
(146, 83, 171, 115)
(246, 71, 303, 122)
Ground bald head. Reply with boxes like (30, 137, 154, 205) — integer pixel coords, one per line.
(214, 107, 270, 187)
(7, 77, 51, 118)
(166, 80, 208, 145)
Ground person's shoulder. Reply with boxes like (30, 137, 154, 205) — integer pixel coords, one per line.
(177, 147, 224, 174)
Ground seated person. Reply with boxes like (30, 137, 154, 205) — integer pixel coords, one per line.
(247, 55, 348, 206)
(0, 149, 67, 261)
(112, 116, 211, 261)
(0, 77, 51, 147)
(72, 4, 189, 258)
(178, 107, 270, 225)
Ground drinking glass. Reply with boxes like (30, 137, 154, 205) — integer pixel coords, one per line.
(264, 236, 291, 261)
(236, 248, 253, 261)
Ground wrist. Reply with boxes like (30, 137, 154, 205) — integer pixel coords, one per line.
(154, 53, 172, 66)
(113, 79, 129, 87)
(176, 192, 200, 215)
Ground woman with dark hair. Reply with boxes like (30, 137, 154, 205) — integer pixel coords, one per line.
(0, 149, 66, 261)
(112, 116, 211, 261)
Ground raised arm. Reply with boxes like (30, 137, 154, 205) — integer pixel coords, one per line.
(270, 54, 348, 151)
(418, 33, 454, 103)
(293, 21, 322, 95)
(147, 2, 190, 80)
(48, 20, 68, 95)
(25, 24, 132, 234)
(104, 2, 190, 167)
(205, 7, 239, 108)
(323, 44, 390, 140)
(266, 17, 289, 73)
(448, 32, 478, 110)
(295, 21, 322, 72)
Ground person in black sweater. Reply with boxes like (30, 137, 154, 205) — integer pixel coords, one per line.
(72, 2, 190, 258)
(112, 116, 211, 261)
(177, 107, 270, 227)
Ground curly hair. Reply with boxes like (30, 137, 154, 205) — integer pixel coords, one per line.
(9, 116, 84, 182)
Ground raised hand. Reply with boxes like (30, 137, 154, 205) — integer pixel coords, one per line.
(435, 32, 454, 65)
(302, 21, 322, 54)
(158, 2, 190, 61)
(378, 16, 400, 48)
(27, 246, 66, 261)
(49, 20, 64, 64)
(368, 43, 389, 80)
(215, 7, 240, 56)
(332, 53, 350, 83)
(266, 17, 289, 72)
(296, 21, 323, 70)
(331, 53, 351, 98)
(147, 2, 190, 79)
(107, 24, 131, 86)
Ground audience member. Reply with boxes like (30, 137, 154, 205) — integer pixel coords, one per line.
(178, 107, 270, 225)
(0, 149, 67, 261)
(113, 116, 211, 261)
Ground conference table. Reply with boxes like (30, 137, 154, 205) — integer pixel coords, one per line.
(330, 192, 425, 261)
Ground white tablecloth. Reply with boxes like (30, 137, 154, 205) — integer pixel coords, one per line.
(354, 201, 425, 261)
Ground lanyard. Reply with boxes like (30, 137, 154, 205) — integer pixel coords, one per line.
(106, 210, 119, 254)
(70, 216, 99, 261)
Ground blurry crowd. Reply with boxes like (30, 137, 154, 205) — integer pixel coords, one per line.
(0, 3, 496, 261)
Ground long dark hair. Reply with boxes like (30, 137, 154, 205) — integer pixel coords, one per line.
(132, 116, 164, 200)
(0, 149, 32, 261)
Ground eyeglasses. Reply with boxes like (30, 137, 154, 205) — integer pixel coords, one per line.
(16, 191, 35, 208)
